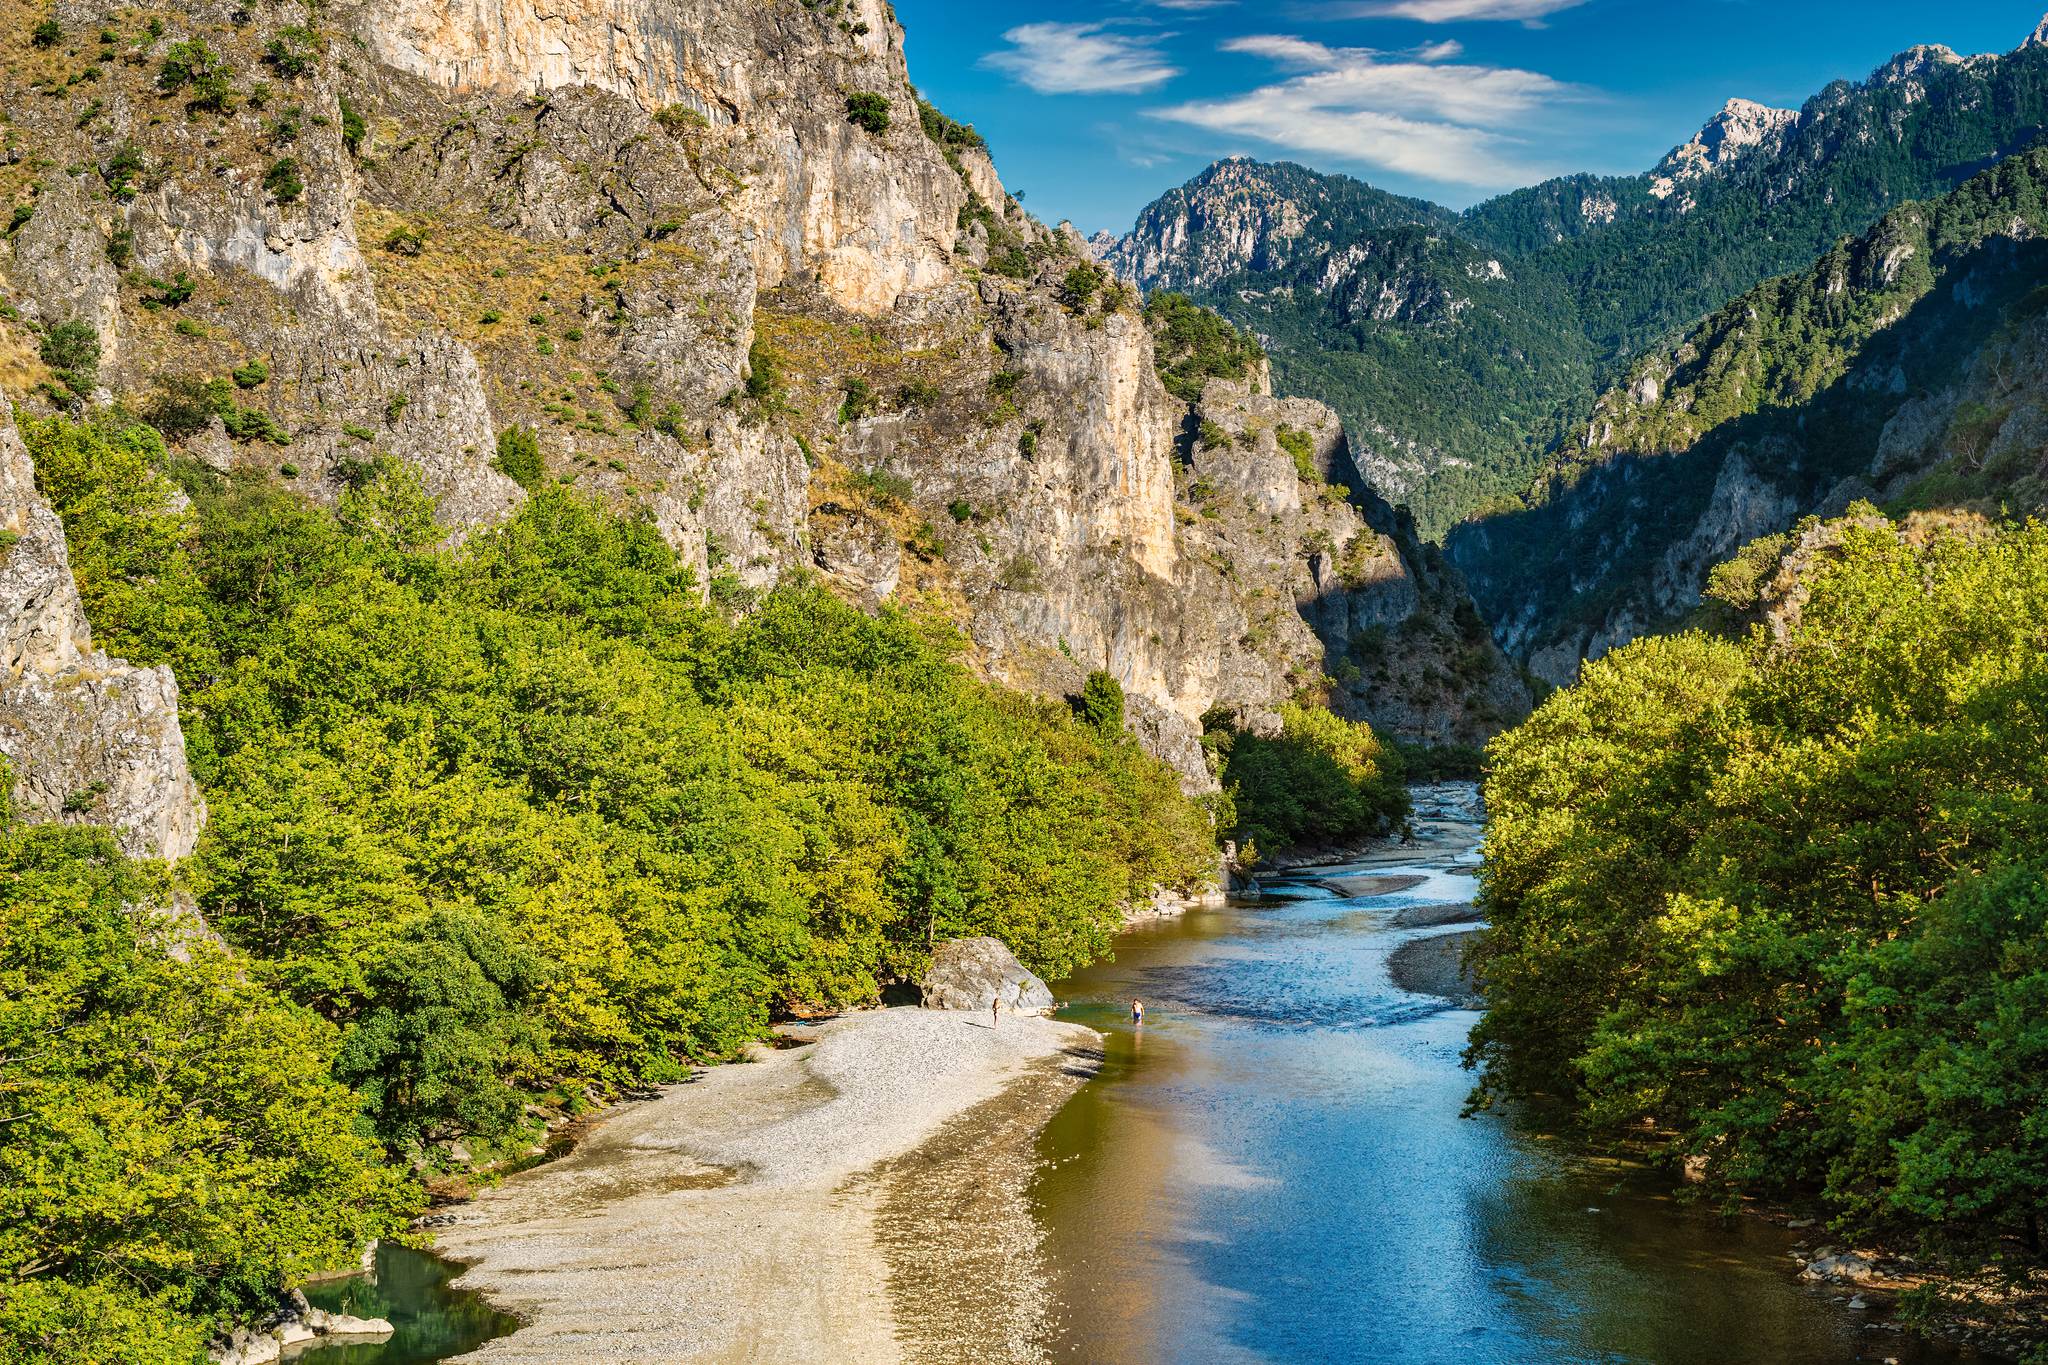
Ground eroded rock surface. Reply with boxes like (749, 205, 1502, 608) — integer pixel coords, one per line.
(921, 938, 1056, 1016)
(0, 408, 203, 860)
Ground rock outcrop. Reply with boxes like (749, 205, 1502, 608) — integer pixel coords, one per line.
(0, 408, 204, 860)
(210, 1288, 393, 1365)
(920, 938, 1055, 1016)
(1649, 99, 1799, 200)
(0, 0, 1519, 781)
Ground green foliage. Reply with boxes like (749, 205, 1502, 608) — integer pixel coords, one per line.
(654, 104, 708, 136)
(847, 467, 914, 507)
(1059, 262, 1106, 315)
(142, 376, 290, 444)
(231, 358, 269, 389)
(38, 321, 99, 399)
(1454, 144, 2048, 655)
(0, 811, 409, 1344)
(1077, 670, 1125, 737)
(382, 224, 426, 256)
(1275, 426, 1317, 483)
(1207, 704, 1406, 860)
(1472, 518, 2048, 1258)
(31, 419, 1217, 1143)
(338, 99, 364, 155)
(100, 143, 145, 198)
(742, 339, 786, 413)
(493, 426, 544, 490)
(263, 27, 320, 79)
(333, 911, 548, 1152)
(30, 18, 60, 48)
(844, 92, 890, 135)
(156, 38, 233, 113)
(1144, 292, 1263, 404)
(916, 98, 985, 159)
(839, 376, 875, 423)
(897, 377, 941, 409)
(262, 156, 303, 204)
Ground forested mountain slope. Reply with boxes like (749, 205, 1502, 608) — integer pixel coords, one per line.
(1450, 145, 2048, 682)
(1110, 20, 2048, 537)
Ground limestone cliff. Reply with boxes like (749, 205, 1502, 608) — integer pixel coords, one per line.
(0, 0, 1512, 781)
(0, 406, 203, 859)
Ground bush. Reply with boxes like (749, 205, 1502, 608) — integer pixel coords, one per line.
(654, 104, 708, 135)
(1208, 704, 1406, 860)
(99, 144, 145, 197)
(156, 38, 233, 113)
(263, 27, 320, 79)
(262, 156, 303, 204)
(231, 358, 269, 388)
(382, 224, 427, 256)
(1276, 426, 1318, 482)
(493, 425, 544, 489)
(845, 92, 890, 135)
(1059, 263, 1106, 315)
(839, 376, 876, 423)
(742, 339, 785, 412)
(1145, 292, 1263, 404)
(30, 18, 60, 47)
(39, 321, 100, 398)
(338, 98, 365, 155)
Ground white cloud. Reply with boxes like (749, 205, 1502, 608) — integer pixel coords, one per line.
(1152, 36, 1582, 188)
(982, 23, 1181, 95)
(1317, 0, 1589, 21)
(1144, 0, 1236, 9)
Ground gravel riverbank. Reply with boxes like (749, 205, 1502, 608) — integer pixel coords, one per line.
(437, 1008, 1100, 1364)
(1387, 929, 1485, 1008)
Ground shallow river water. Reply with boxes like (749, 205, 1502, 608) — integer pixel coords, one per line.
(1033, 789, 1985, 1365)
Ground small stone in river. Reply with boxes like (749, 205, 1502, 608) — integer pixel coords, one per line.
(1848, 1296, 1868, 1310)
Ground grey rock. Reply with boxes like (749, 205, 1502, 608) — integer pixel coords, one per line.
(0, 407, 206, 863)
(921, 937, 1055, 1015)
(1802, 1252, 1880, 1285)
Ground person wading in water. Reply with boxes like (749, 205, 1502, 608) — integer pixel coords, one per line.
(1132, 999, 1145, 1026)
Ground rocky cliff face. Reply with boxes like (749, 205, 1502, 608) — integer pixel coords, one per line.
(0, 0, 1509, 786)
(1649, 99, 1798, 201)
(0, 407, 203, 860)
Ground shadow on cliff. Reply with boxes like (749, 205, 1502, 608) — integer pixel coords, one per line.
(1443, 232, 2048, 664)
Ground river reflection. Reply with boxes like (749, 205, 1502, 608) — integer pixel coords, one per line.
(1033, 798, 1985, 1365)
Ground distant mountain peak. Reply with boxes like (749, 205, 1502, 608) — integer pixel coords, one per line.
(2024, 14, 2048, 50)
(1650, 97, 1799, 199)
(1872, 43, 1969, 86)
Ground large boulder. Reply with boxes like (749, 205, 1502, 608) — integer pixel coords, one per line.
(920, 938, 1056, 1015)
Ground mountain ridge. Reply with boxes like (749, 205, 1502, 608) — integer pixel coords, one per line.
(1107, 12, 2048, 537)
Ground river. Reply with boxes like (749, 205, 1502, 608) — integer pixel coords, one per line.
(1031, 784, 1982, 1365)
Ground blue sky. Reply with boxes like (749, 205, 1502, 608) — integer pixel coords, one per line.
(890, 0, 2048, 232)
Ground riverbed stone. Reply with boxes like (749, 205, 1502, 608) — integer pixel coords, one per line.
(1802, 1251, 1880, 1284)
(920, 938, 1055, 1015)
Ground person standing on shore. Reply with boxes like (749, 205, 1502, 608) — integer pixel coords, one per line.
(1132, 999, 1144, 1026)
(992, 996, 1000, 1029)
